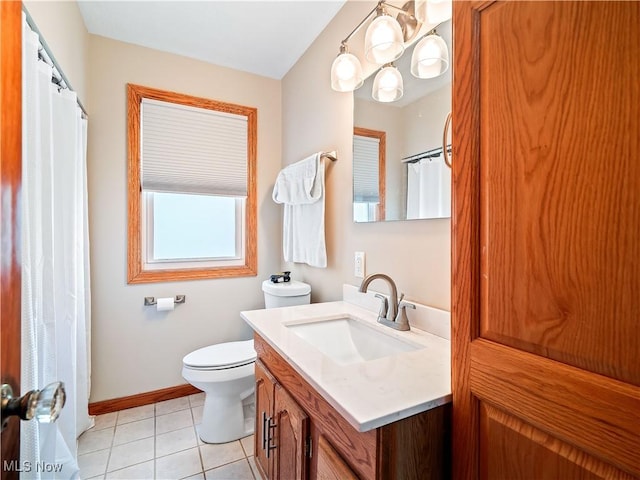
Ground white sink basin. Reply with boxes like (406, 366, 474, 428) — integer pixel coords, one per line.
(286, 316, 422, 365)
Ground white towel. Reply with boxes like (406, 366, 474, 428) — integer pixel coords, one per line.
(272, 153, 327, 268)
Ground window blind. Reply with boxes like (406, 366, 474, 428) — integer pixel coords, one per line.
(353, 135, 380, 202)
(141, 98, 248, 197)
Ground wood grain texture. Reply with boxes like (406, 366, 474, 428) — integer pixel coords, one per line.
(377, 404, 451, 480)
(88, 384, 200, 415)
(354, 127, 386, 221)
(471, 339, 640, 477)
(255, 334, 377, 480)
(479, 1, 640, 386)
(0, 2, 22, 477)
(480, 403, 635, 480)
(274, 384, 309, 480)
(317, 435, 359, 480)
(126, 84, 258, 284)
(451, 2, 487, 479)
(453, 2, 640, 480)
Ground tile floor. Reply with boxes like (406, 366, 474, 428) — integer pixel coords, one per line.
(78, 393, 260, 479)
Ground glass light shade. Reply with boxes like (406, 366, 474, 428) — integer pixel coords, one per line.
(410, 34, 449, 79)
(330, 52, 364, 92)
(372, 65, 403, 103)
(426, 0, 452, 24)
(364, 14, 405, 64)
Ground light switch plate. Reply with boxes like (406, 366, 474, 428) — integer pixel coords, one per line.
(354, 251, 365, 278)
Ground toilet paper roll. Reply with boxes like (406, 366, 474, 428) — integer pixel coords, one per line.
(156, 297, 175, 312)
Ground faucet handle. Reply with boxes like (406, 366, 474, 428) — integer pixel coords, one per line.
(374, 294, 388, 318)
(398, 299, 416, 310)
(394, 298, 415, 331)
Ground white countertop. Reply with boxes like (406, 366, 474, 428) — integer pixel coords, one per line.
(241, 296, 451, 432)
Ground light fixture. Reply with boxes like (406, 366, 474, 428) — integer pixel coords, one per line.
(330, 0, 449, 102)
(414, 0, 452, 25)
(331, 44, 364, 92)
(364, 4, 405, 64)
(372, 64, 403, 103)
(410, 30, 449, 79)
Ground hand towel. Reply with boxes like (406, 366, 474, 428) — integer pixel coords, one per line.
(272, 153, 327, 268)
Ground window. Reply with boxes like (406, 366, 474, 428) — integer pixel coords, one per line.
(127, 84, 257, 283)
(353, 127, 386, 222)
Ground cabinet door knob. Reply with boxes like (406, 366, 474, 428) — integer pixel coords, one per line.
(1, 382, 66, 431)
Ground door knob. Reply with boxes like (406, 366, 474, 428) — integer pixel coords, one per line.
(1, 382, 66, 431)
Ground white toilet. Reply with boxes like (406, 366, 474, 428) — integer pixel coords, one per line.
(182, 279, 311, 443)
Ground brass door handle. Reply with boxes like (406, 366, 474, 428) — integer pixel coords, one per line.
(1, 382, 66, 431)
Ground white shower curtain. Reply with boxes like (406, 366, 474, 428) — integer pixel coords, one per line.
(406, 154, 451, 219)
(21, 17, 92, 479)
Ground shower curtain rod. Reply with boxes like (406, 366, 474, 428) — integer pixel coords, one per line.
(401, 144, 452, 164)
(23, 6, 88, 118)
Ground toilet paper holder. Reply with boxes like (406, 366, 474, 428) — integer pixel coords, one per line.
(144, 295, 186, 306)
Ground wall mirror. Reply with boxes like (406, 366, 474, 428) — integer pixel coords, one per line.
(353, 19, 451, 222)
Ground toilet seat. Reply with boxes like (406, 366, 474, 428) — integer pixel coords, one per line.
(183, 340, 256, 371)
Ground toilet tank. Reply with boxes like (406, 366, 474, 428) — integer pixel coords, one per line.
(262, 280, 311, 309)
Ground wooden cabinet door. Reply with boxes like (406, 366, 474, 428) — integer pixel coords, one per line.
(273, 384, 309, 480)
(316, 435, 358, 480)
(452, 2, 640, 479)
(255, 360, 276, 479)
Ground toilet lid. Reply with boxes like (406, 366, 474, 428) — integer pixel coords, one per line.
(183, 340, 256, 369)
(262, 279, 311, 297)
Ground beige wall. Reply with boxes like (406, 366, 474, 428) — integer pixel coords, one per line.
(23, 1, 89, 106)
(282, 0, 451, 309)
(403, 84, 452, 157)
(86, 35, 282, 402)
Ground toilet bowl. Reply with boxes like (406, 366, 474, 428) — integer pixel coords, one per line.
(182, 279, 311, 443)
(182, 340, 257, 443)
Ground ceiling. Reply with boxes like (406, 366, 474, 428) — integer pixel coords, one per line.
(78, 1, 346, 79)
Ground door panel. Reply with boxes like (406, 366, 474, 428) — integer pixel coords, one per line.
(0, 2, 22, 477)
(274, 384, 309, 480)
(480, 404, 634, 480)
(478, 0, 640, 386)
(452, 1, 640, 479)
(470, 340, 639, 474)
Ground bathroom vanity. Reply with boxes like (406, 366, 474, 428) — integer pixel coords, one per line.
(242, 292, 452, 479)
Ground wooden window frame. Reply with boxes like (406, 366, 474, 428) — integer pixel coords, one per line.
(354, 126, 386, 221)
(127, 84, 257, 284)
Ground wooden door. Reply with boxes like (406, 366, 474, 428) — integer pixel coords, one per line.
(255, 360, 276, 479)
(452, 2, 640, 479)
(0, 2, 22, 478)
(273, 384, 309, 480)
(316, 435, 358, 480)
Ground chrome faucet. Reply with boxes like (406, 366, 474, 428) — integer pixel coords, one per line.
(359, 273, 414, 331)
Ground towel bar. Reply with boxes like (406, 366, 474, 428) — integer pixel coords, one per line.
(322, 151, 337, 162)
